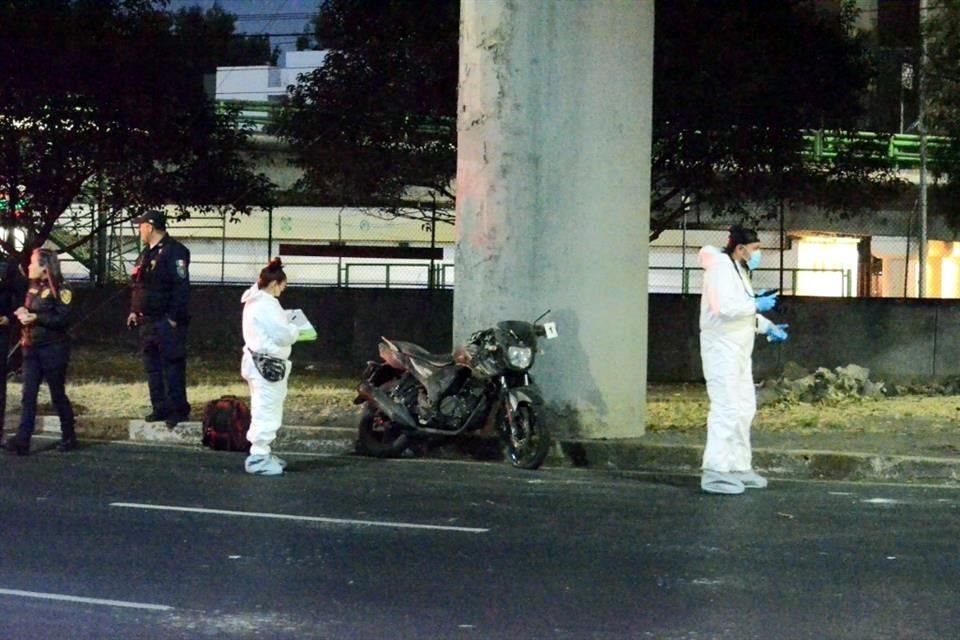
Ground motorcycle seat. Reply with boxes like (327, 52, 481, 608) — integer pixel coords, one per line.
(388, 339, 454, 367)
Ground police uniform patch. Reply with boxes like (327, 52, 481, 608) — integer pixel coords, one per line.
(60, 290, 72, 305)
(176, 259, 188, 279)
(40, 288, 51, 298)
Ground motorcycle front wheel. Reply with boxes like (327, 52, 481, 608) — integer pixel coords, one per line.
(355, 405, 409, 458)
(503, 402, 551, 470)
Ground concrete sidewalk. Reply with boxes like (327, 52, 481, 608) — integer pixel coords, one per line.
(33, 415, 960, 486)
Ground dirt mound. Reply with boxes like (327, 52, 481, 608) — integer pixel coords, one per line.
(759, 363, 886, 406)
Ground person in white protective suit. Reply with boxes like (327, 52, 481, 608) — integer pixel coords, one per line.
(241, 258, 300, 476)
(698, 226, 788, 495)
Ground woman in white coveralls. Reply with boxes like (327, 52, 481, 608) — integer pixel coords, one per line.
(698, 226, 787, 495)
(241, 258, 299, 476)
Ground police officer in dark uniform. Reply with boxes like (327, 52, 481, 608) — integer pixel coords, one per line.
(126, 210, 191, 428)
(0, 255, 27, 441)
(5, 248, 76, 455)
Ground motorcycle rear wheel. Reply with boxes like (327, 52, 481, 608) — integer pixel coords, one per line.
(504, 403, 550, 470)
(355, 405, 409, 458)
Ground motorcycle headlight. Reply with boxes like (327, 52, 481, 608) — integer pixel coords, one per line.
(507, 345, 533, 369)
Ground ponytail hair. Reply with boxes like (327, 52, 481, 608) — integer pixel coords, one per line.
(33, 248, 64, 297)
(257, 257, 287, 289)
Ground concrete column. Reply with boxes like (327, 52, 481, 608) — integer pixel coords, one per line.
(455, 0, 653, 438)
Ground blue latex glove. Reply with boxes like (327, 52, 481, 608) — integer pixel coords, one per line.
(766, 323, 789, 343)
(755, 292, 778, 313)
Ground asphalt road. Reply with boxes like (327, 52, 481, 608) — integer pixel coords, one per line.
(1, 439, 958, 639)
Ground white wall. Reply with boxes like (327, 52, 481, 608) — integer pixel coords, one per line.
(215, 66, 281, 102)
(215, 50, 328, 103)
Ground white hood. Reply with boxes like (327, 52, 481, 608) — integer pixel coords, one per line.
(698, 245, 724, 270)
(241, 283, 264, 304)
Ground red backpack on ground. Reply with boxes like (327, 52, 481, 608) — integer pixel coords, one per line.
(201, 395, 252, 452)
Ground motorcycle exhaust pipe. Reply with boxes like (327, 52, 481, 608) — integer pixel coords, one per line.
(356, 382, 418, 430)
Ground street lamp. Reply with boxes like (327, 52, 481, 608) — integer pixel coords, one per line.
(900, 62, 913, 134)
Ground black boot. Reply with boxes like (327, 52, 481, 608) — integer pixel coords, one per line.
(57, 435, 77, 452)
(4, 437, 29, 456)
(164, 404, 191, 429)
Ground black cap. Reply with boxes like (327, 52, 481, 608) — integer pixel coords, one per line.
(133, 209, 166, 229)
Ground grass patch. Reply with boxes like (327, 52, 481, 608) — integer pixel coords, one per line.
(12, 346, 960, 434)
(14, 345, 360, 426)
(647, 383, 960, 435)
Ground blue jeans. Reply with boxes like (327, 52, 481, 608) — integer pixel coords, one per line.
(17, 341, 75, 444)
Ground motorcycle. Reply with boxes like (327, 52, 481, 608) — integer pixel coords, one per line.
(354, 311, 559, 469)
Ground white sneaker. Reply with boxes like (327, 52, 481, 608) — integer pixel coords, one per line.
(244, 454, 284, 476)
(733, 470, 768, 489)
(271, 454, 287, 469)
(701, 469, 745, 495)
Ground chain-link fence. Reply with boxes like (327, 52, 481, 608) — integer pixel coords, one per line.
(648, 193, 955, 299)
(50, 195, 951, 298)
(650, 226, 856, 297)
(56, 206, 456, 289)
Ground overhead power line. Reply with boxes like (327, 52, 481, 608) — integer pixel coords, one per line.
(232, 13, 316, 21)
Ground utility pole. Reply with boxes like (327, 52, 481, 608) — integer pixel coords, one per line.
(429, 193, 437, 289)
(900, 62, 913, 134)
(918, 0, 929, 298)
(96, 170, 109, 285)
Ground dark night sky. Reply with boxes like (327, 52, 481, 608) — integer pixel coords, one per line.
(166, 0, 319, 51)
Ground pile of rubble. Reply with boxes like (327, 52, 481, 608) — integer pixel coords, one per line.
(758, 363, 886, 406)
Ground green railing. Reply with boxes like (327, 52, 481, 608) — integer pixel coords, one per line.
(342, 262, 454, 289)
(216, 99, 956, 170)
(801, 130, 951, 169)
(216, 100, 276, 130)
(657, 266, 853, 297)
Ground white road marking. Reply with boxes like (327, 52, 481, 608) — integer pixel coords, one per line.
(110, 502, 489, 533)
(0, 588, 173, 611)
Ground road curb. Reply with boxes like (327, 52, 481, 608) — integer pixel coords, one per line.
(38, 416, 960, 485)
(40, 416, 358, 456)
(557, 439, 960, 485)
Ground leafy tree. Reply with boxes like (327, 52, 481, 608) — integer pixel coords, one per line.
(275, 0, 898, 238)
(0, 0, 275, 268)
(271, 0, 457, 223)
(171, 5, 277, 73)
(651, 0, 904, 240)
(923, 0, 960, 230)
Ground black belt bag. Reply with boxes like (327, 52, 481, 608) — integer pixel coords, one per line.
(248, 349, 287, 382)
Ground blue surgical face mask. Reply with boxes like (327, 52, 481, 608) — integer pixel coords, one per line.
(746, 249, 762, 271)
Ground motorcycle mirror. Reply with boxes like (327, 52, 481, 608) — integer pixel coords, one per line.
(533, 309, 552, 325)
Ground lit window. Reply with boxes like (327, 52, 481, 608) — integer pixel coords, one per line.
(796, 236, 859, 297)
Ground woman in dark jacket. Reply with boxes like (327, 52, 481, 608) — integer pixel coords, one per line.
(0, 256, 27, 441)
(4, 248, 76, 455)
